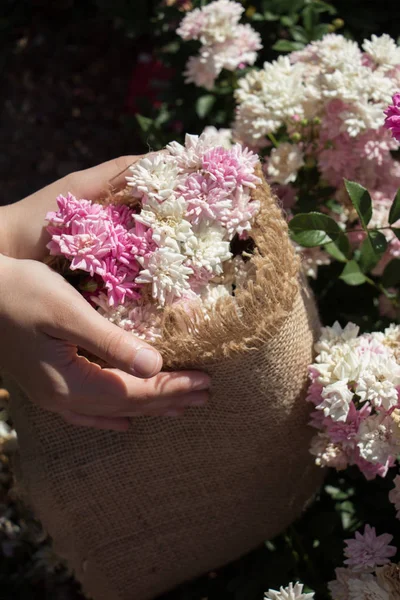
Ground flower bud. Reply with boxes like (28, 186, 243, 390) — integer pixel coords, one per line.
(333, 18, 344, 29)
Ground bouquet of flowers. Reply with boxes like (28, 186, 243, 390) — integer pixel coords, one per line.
(7, 133, 322, 600)
(46, 132, 262, 343)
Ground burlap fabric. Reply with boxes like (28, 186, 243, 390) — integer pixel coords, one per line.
(5, 172, 322, 600)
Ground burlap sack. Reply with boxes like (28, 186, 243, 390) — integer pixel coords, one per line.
(4, 173, 322, 600)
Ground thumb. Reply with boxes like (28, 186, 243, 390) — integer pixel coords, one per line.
(45, 294, 163, 378)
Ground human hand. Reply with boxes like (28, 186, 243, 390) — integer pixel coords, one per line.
(0, 254, 210, 431)
(0, 157, 210, 431)
(0, 156, 144, 261)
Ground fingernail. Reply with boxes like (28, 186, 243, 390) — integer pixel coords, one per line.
(133, 348, 161, 377)
(190, 374, 211, 391)
(165, 409, 184, 417)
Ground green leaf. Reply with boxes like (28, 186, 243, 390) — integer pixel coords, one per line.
(324, 233, 351, 262)
(382, 259, 400, 288)
(195, 95, 216, 119)
(389, 189, 400, 225)
(392, 228, 400, 240)
(344, 180, 372, 229)
(272, 39, 305, 52)
(302, 5, 316, 31)
(263, 10, 279, 20)
(290, 25, 308, 43)
(308, 0, 336, 14)
(251, 12, 265, 21)
(340, 261, 367, 286)
(289, 212, 342, 247)
(359, 231, 388, 273)
(312, 23, 332, 39)
(136, 114, 153, 133)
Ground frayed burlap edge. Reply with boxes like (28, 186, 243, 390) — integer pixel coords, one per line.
(46, 164, 299, 369)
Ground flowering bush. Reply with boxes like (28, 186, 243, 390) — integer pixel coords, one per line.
(46, 132, 261, 340)
(308, 322, 400, 480)
(328, 525, 400, 599)
(177, 0, 262, 90)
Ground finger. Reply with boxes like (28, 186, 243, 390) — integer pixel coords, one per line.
(68, 155, 145, 198)
(59, 409, 130, 432)
(59, 358, 210, 416)
(43, 295, 163, 379)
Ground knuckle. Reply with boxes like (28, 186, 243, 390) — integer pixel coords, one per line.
(133, 378, 155, 404)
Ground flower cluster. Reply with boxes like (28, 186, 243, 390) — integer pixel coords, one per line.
(47, 132, 261, 341)
(308, 321, 400, 479)
(385, 92, 400, 142)
(329, 525, 399, 600)
(232, 33, 400, 279)
(265, 582, 314, 600)
(177, 0, 262, 90)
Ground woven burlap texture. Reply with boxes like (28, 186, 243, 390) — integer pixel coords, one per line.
(6, 172, 322, 600)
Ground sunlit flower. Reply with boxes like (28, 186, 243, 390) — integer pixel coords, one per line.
(264, 582, 314, 600)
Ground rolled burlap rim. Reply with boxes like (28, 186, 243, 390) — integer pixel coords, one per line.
(46, 164, 300, 369)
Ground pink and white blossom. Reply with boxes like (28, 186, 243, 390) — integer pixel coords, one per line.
(344, 525, 396, 572)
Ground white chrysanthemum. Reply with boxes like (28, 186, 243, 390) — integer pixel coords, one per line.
(357, 415, 399, 465)
(357, 375, 399, 412)
(212, 24, 262, 72)
(328, 567, 359, 600)
(184, 51, 220, 91)
(309, 433, 348, 470)
(233, 255, 256, 289)
(167, 132, 219, 172)
(201, 126, 232, 149)
(339, 98, 389, 137)
(134, 196, 192, 253)
(265, 582, 314, 600)
(347, 574, 389, 600)
(317, 379, 354, 422)
(124, 304, 162, 343)
(201, 283, 232, 309)
(383, 323, 400, 346)
(308, 34, 362, 71)
(177, 0, 244, 45)
(355, 352, 400, 411)
(267, 143, 304, 184)
(234, 57, 307, 147)
(220, 188, 260, 238)
(126, 154, 179, 202)
(314, 344, 362, 387)
(136, 248, 193, 306)
(315, 322, 360, 352)
(388, 475, 400, 520)
(363, 34, 400, 70)
(184, 223, 232, 276)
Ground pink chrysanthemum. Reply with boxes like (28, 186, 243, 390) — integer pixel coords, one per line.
(344, 525, 397, 572)
(202, 144, 260, 190)
(102, 257, 141, 307)
(384, 92, 400, 141)
(179, 172, 232, 225)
